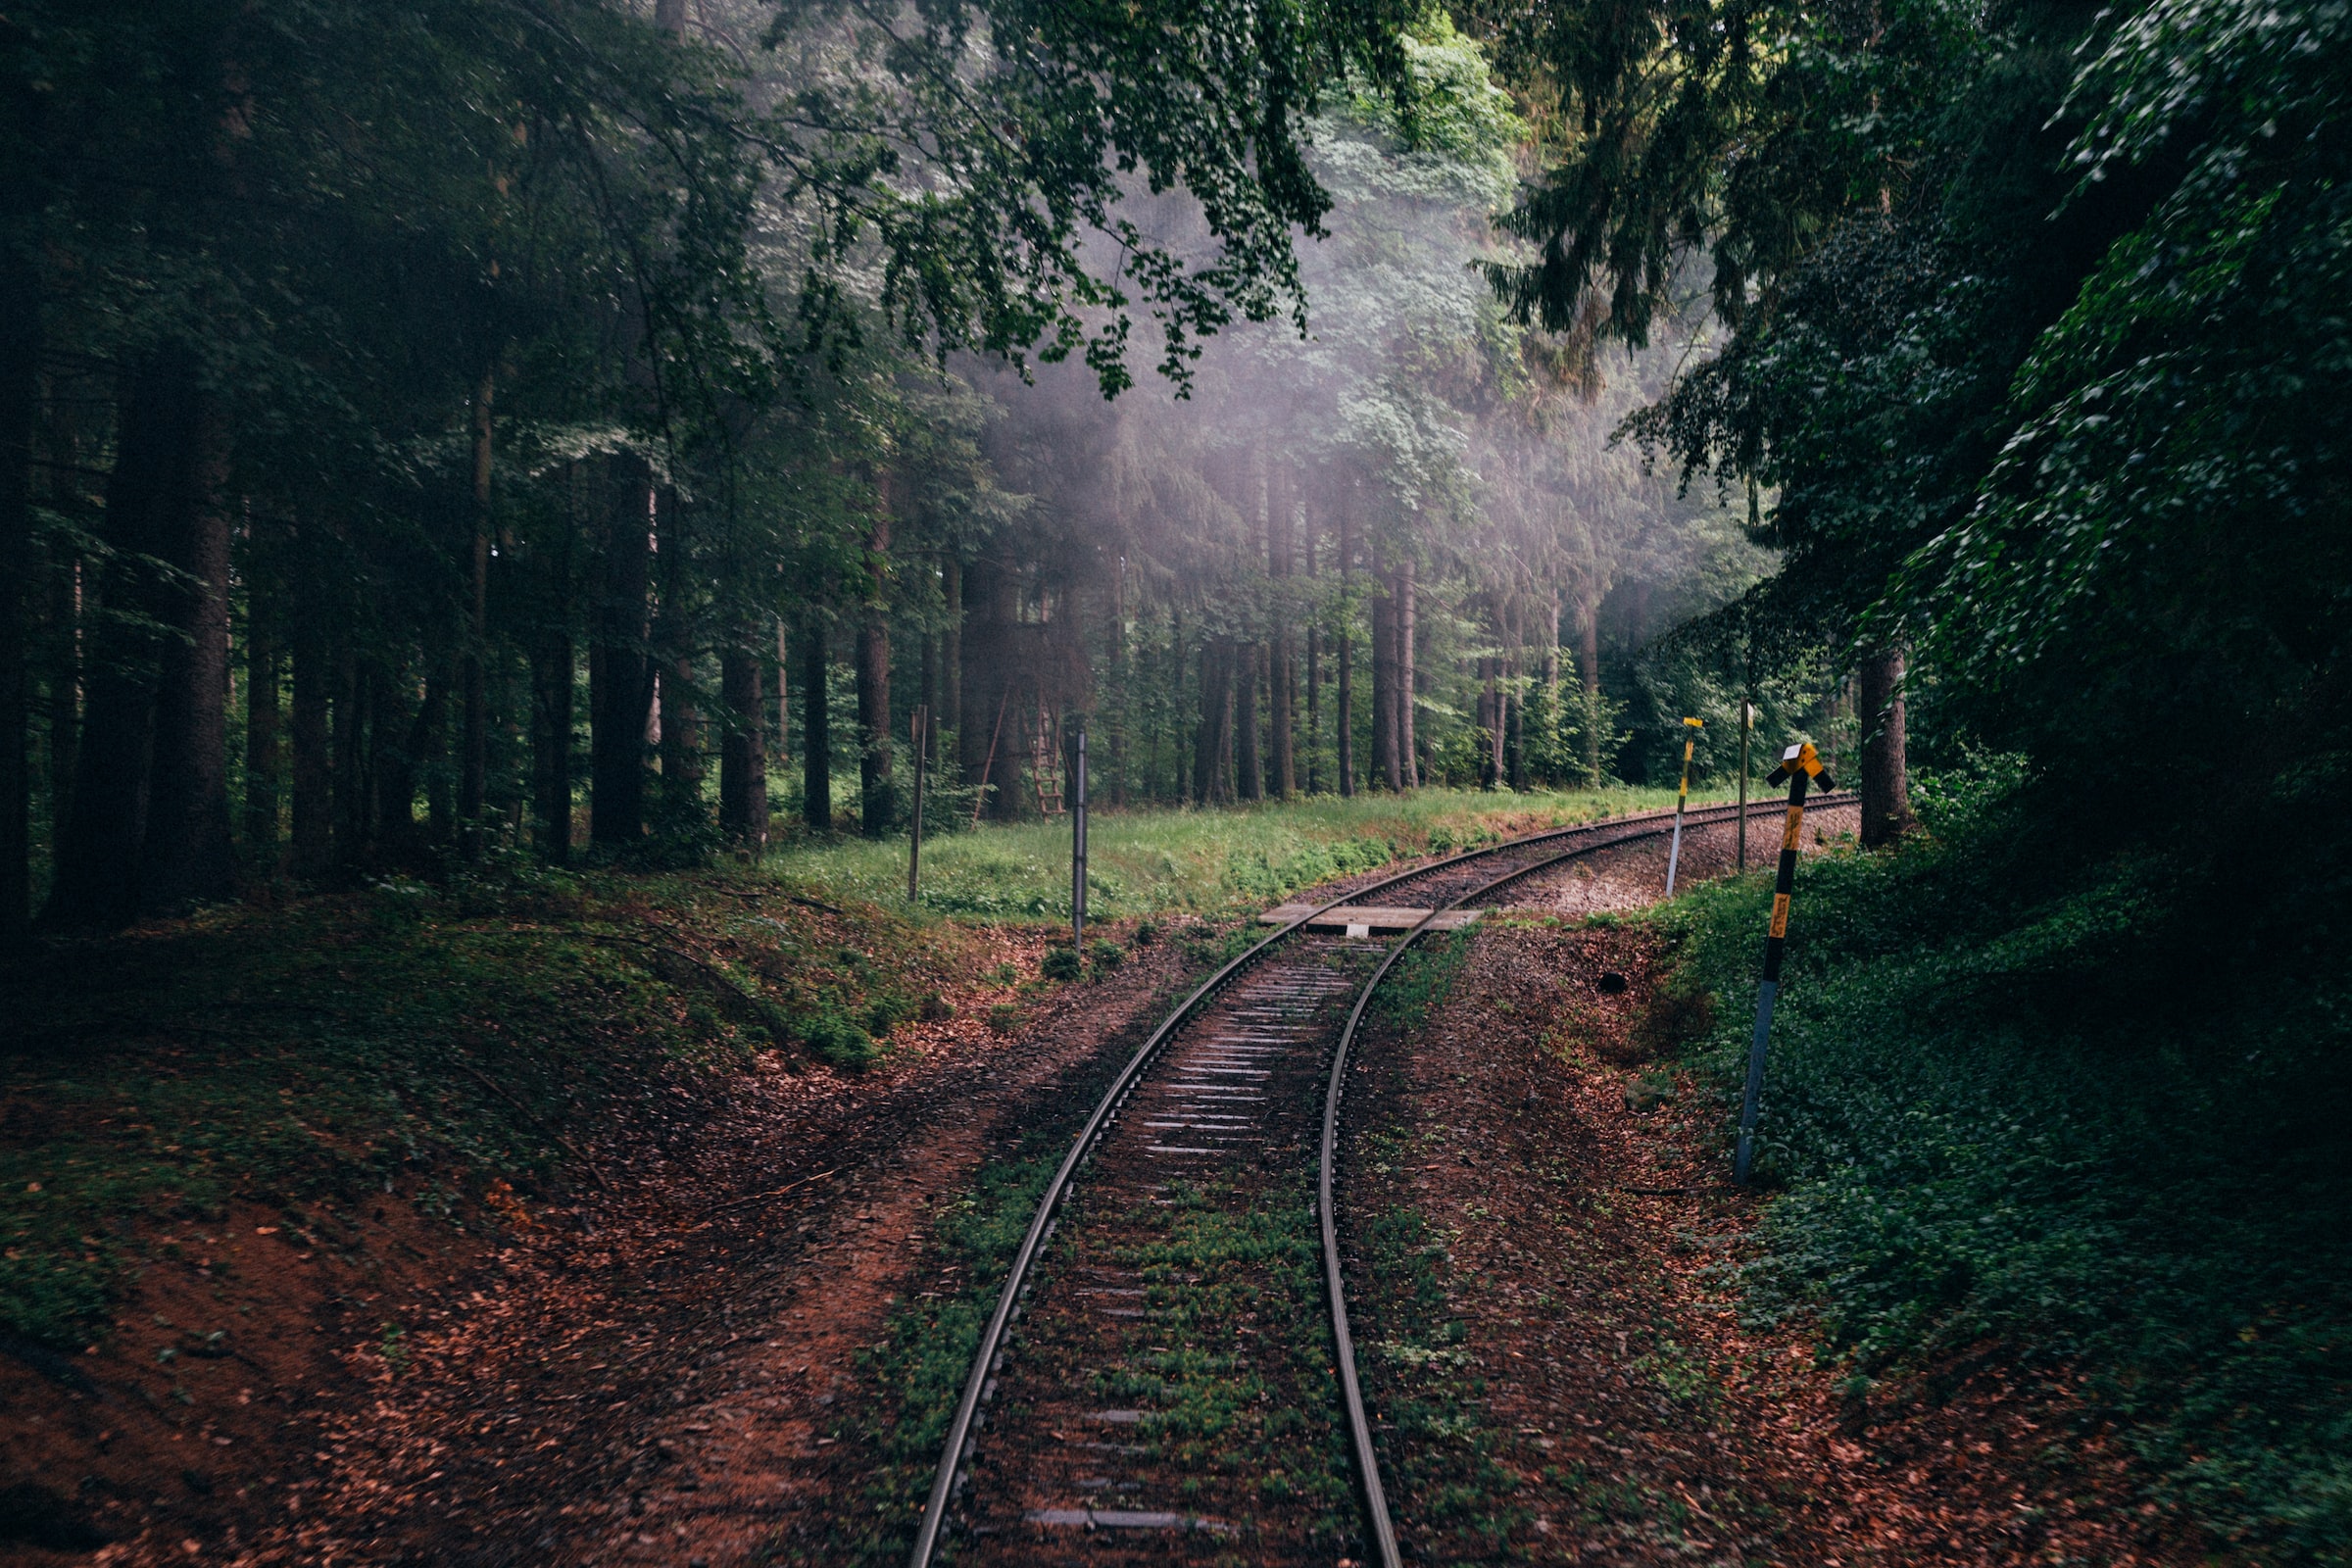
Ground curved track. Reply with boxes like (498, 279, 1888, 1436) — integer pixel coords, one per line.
(908, 795, 1853, 1568)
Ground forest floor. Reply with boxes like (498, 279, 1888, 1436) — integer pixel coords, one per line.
(0, 797, 2216, 1566)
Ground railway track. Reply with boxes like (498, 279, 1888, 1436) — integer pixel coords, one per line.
(907, 794, 1855, 1567)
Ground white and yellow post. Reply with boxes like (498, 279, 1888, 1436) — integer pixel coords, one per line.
(1663, 716, 1703, 895)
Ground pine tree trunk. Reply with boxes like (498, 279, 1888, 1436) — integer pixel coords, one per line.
(132, 356, 236, 917)
(800, 620, 830, 831)
(0, 241, 32, 937)
(1267, 474, 1295, 800)
(1580, 586, 1602, 788)
(332, 652, 368, 865)
(719, 643, 766, 851)
(243, 620, 280, 857)
(774, 616, 791, 775)
(591, 456, 651, 846)
(857, 506, 892, 838)
(1397, 559, 1418, 789)
(942, 559, 962, 737)
(1858, 645, 1916, 846)
(460, 367, 493, 852)
(1335, 499, 1353, 798)
(1236, 643, 1263, 802)
(1372, 572, 1401, 792)
(1479, 657, 1498, 788)
(45, 554, 79, 836)
(290, 622, 332, 876)
(655, 486, 705, 834)
(531, 629, 572, 863)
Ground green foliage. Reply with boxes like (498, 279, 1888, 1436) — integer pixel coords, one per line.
(1665, 781, 2352, 1555)
(1085, 938, 1125, 975)
(1039, 945, 1084, 983)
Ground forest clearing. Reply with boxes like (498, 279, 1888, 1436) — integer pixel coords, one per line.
(2, 0, 2346, 1562)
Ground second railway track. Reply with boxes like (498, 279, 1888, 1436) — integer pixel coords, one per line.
(908, 795, 1854, 1567)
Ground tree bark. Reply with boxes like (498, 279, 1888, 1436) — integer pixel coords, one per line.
(460, 366, 492, 852)
(1397, 558, 1418, 789)
(1236, 643, 1263, 802)
(719, 643, 766, 851)
(1335, 497, 1352, 798)
(1858, 645, 1916, 846)
(243, 616, 280, 857)
(290, 621, 332, 877)
(1267, 473, 1295, 800)
(941, 558, 962, 737)
(800, 619, 830, 831)
(1479, 656, 1499, 788)
(1371, 571, 1401, 792)
(654, 486, 705, 835)
(414, 668, 451, 847)
(0, 240, 33, 937)
(530, 629, 572, 863)
(332, 652, 368, 865)
(45, 554, 79, 838)
(1579, 584, 1602, 787)
(857, 502, 892, 838)
(591, 455, 652, 846)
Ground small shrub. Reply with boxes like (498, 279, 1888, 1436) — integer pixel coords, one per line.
(1132, 919, 1160, 946)
(989, 961, 1018, 985)
(803, 1011, 880, 1071)
(1086, 939, 1124, 976)
(986, 1003, 1021, 1036)
(864, 991, 915, 1038)
(918, 992, 955, 1022)
(1040, 946, 1084, 983)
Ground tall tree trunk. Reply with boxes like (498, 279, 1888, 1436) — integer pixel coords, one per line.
(46, 553, 79, 837)
(1397, 559, 1418, 789)
(857, 502, 892, 838)
(290, 621, 331, 876)
(243, 618, 280, 857)
(460, 366, 493, 852)
(411, 667, 450, 847)
(942, 558, 962, 737)
(1236, 643, 1263, 802)
(1579, 584, 1602, 787)
(131, 355, 236, 916)
(377, 670, 424, 861)
(1335, 498, 1352, 797)
(1107, 556, 1128, 806)
(719, 643, 766, 851)
(0, 241, 33, 937)
(1479, 656, 1499, 788)
(655, 486, 705, 834)
(1268, 472, 1295, 800)
(774, 616, 790, 775)
(1371, 572, 1401, 792)
(333, 652, 368, 865)
(800, 619, 830, 831)
(1858, 646, 1916, 846)
(1505, 637, 1526, 792)
(591, 456, 652, 846)
(531, 629, 572, 862)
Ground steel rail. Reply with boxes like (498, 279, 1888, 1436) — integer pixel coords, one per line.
(1316, 793, 1854, 1568)
(905, 792, 1852, 1568)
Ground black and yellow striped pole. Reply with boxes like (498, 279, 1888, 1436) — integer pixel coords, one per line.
(1734, 741, 1833, 1187)
(1663, 716, 1704, 895)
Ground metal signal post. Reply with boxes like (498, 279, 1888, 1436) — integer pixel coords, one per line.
(1664, 716, 1703, 895)
(1735, 741, 1833, 1187)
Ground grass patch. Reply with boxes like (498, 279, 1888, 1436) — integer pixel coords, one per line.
(0, 864, 960, 1351)
(1662, 778, 2352, 1558)
(764, 785, 1706, 923)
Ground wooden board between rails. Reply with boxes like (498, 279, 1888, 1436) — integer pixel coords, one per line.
(1257, 906, 1485, 933)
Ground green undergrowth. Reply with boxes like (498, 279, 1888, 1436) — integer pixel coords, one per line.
(0, 864, 965, 1352)
(1661, 771, 2352, 1559)
(1371, 930, 1474, 1030)
(1094, 1176, 1355, 1546)
(1355, 1190, 1529, 1557)
(763, 785, 1705, 922)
